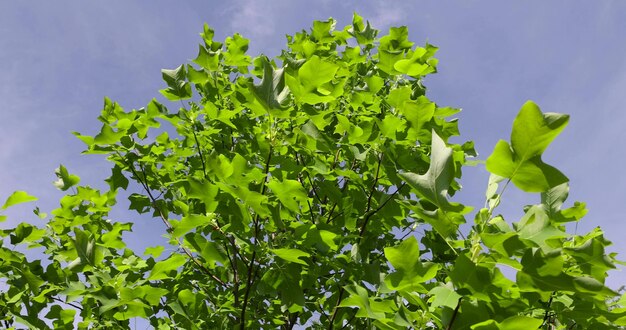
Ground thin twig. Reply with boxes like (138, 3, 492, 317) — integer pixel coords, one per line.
(51, 296, 83, 311)
(240, 146, 273, 329)
(118, 152, 226, 286)
(446, 297, 462, 330)
(339, 310, 357, 330)
(191, 129, 208, 179)
(359, 183, 406, 239)
(358, 153, 383, 237)
(541, 292, 555, 328)
(327, 287, 345, 330)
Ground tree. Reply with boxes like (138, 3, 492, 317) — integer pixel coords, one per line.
(1, 14, 624, 329)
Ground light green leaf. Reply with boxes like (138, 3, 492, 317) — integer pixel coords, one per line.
(472, 316, 543, 330)
(271, 248, 310, 266)
(159, 65, 192, 101)
(10, 222, 45, 245)
(400, 97, 435, 132)
(287, 55, 340, 104)
(339, 283, 386, 320)
(541, 182, 569, 217)
(94, 123, 126, 145)
(517, 205, 568, 251)
(249, 56, 290, 111)
(498, 315, 543, 329)
(148, 254, 187, 280)
(53, 165, 80, 191)
(298, 55, 339, 92)
(170, 214, 214, 238)
(45, 305, 76, 325)
(2, 190, 37, 210)
(144, 245, 165, 258)
(384, 236, 439, 290)
(187, 65, 209, 84)
(224, 33, 251, 67)
(267, 178, 308, 212)
(428, 285, 461, 309)
(486, 101, 569, 192)
(393, 47, 429, 77)
(399, 131, 463, 211)
(193, 45, 219, 71)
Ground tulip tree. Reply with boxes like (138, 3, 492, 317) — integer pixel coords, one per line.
(1, 14, 624, 329)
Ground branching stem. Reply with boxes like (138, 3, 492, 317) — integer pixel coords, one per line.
(117, 152, 226, 287)
(239, 146, 272, 329)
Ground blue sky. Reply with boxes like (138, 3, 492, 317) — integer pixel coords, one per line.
(1, 0, 624, 292)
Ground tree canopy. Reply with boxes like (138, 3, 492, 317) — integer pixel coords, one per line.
(1, 14, 624, 329)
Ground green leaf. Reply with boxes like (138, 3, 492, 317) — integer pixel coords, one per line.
(287, 55, 341, 104)
(148, 254, 187, 280)
(271, 248, 310, 266)
(384, 236, 439, 290)
(541, 182, 588, 223)
(394, 48, 430, 77)
(517, 205, 567, 251)
(400, 97, 435, 132)
(105, 164, 129, 191)
(159, 65, 192, 101)
(224, 33, 251, 67)
(93, 123, 126, 145)
(486, 101, 569, 192)
(541, 182, 569, 217)
(498, 315, 543, 330)
(249, 56, 290, 111)
(10, 222, 46, 245)
(170, 214, 215, 238)
(186, 178, 219, 212)
(185, 232, 228, 267)
(399, 131, 463, 211)
(53, 165, 80, 191)
(267, 178, 308, 213)
(144, 245, 165, 258)
(193, 45, 219, 71)
(2, 190, 37, 210)
(45, 305, 76, 326)
(428, 284, 461, 309)
(350, 13, 378, 45)
(517, 249, 617, 296)
(68, 229, 102, 270)
(339, 283, 386, 320)
(472, 316, 543, 330)
(187, 65, 209, 84)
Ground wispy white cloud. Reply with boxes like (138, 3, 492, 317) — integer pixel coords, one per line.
(368, 1, 412, 29)
(224, 0, 281, 39)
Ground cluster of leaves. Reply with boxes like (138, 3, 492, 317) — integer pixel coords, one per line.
(1, 14, 625, 329)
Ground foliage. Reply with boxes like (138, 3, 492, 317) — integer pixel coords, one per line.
(1, 14, 625, 329)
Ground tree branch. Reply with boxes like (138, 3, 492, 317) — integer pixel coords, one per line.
(327, 287, 345, 330)
(240, 146, 272, 329)
(446, 297, 462, 330)
(118, 152, 226, 287)
(50, 296, 83, 311)
(359, 182, 405, 239)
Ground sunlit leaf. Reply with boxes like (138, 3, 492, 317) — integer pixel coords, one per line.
(486, 101, 569, 192)
(148, 254, 187, 280)
(2, 190, 37, 210)
(400, 131, 464, 211)
(53, 165, 80, 191)
(271, 248, 310, 266)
